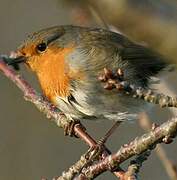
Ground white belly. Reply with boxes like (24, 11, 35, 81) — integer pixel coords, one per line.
(54, 87, 148, 121)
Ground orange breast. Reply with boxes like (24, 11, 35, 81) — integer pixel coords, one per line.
(31, 47, 74, 101)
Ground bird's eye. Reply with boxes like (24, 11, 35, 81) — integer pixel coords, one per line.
(36, 43, 47, 53)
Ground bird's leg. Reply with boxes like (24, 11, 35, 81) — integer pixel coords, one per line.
(65, 68, 124, 137)
(83, 121, 122, 169)
(80, 67, 126, 165)
(88, 121, 122, 161)
(98, 121, 122, 147)
(81, 68, 125, 164)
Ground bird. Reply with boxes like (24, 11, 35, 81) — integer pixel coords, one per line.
(9, 25, 172, 132)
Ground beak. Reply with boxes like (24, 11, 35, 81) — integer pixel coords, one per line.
(7, 56, 26, 65)
(7, 56, 27, 71)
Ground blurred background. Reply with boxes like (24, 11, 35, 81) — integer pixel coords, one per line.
(0, 0, 177, 179)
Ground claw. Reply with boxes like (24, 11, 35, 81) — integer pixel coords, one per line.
(83, 143, 105, 169)
(83, 122, 120, 165)
(63, 120, 80, 137)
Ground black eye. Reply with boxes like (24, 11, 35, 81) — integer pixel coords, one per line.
(36, 43, 47, 53)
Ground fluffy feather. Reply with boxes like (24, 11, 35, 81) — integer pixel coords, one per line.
(17, 25, 172, 121)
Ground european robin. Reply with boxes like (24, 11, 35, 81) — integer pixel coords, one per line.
(9, 25, 172, 128)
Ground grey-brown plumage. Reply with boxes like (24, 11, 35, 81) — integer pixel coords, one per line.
(16, 25, 171, 121)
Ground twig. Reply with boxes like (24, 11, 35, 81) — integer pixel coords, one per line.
(139, 113, 177, 180)
(121, 84, 177, 108)
(78, 117, 177, 179)
(54, 151, 89, 180)
(123, 150, 151, 180)
(98, 68, 177, 108)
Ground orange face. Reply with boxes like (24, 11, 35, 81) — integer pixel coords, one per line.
(17, 37, 74, 101)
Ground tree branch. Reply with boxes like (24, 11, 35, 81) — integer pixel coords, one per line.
(0, 57, 122, 179)
(98, 67, 177, 108)
(139, 113, 177, 180)
(123, 150, 151, 180)
(1, 57, 177, 180)
(78, 117, 177, 179)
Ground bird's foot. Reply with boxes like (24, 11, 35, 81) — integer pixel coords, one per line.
(83, 121, 122, 168)
(84, 142, 106, 168)
(63, 118, 81, 137)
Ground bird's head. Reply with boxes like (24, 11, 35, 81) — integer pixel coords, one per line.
(10, 26, 82, 100)
(13, 26, 74, 71)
